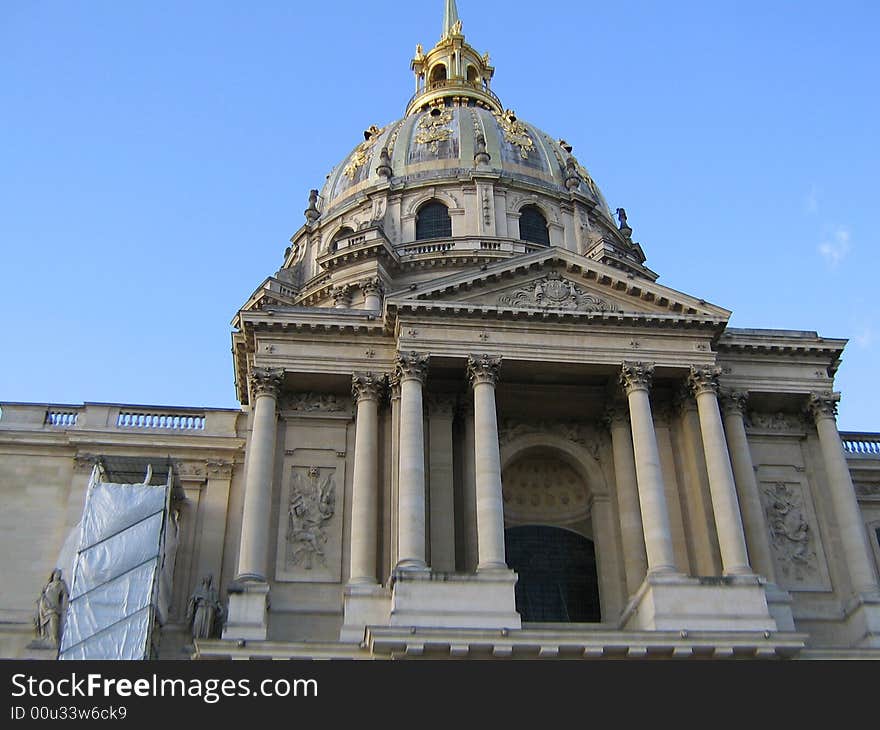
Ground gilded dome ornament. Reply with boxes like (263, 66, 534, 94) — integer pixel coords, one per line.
(493, 109, 533, 159)
(415, 108, 455, 152)
(343, 124, 385, 180)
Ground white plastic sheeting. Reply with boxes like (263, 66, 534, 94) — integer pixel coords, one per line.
(59, 470, 175, 660)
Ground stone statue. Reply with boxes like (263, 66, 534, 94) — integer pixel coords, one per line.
(186, 575, 222, 640)
(482, 51, 490, 65)
(304, 188, 320, 223)
(452, 19, 462, 35)
(616, 207, 628, 228)
(415, 43, 424, 58)
(34, 569, 68, 648)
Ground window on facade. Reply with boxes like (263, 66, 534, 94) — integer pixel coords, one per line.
(415, 201, 452, 240)
(330, 226, 354, 252)
(505, 525, 601, 623)
(466, 65, 478, 84)
(519, 205, 550, 246)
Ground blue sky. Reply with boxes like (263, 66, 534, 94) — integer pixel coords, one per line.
(1, 1, 877, 430)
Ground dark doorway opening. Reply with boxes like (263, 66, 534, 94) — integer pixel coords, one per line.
(505, 525, 601, 622)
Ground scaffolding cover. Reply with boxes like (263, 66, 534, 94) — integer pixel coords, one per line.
(59, 472, 173, 660)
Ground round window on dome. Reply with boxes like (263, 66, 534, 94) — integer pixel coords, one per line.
(519, 205, 550, 246)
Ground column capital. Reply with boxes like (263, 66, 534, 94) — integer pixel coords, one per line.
(687, 365, 722, 397)
(602, 400, 630, 430)
(249, 368, 284, 399)
(73, 453, 100, 475)
(720, 389, 749, 417)
(467, 354, 502, 388)
(359, 277, 384, 296)
(807, 391, 840, 421)
(206, 459, 234, 479)
(389, 373, 402, 401)
(620, 361, 654, 394)
(331, 284, 353, 307)
(352, 372, 387, 403)
(395, 351, 429, 384)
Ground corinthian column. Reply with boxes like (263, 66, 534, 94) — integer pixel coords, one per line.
(395, 351, 429, 571)
(688, 366, 751, 576)
(604, 400, 648, 595)
(348, 372, 385, 584)
(719, 389, 776, 582)
(237, 368, 284, 582)
(620, 362, 677, 574)
(360, 278, 384, 311)
(809, 392, 880, 596)
(468, 354, 507, 571)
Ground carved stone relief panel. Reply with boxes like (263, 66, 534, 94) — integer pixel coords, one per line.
(502, 454, 589, 526)
(759, 479, 831, 592)
(276, 451, 346, 583)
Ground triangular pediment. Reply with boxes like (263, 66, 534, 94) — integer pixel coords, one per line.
(388, 248, 730, 320)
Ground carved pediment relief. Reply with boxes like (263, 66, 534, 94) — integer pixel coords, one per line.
(388, 249, 729, 320)
(495, 273, 620, 312)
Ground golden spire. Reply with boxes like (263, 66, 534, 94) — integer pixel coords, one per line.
(442, 0, 461, 39)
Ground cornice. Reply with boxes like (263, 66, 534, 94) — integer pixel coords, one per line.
(386, 299, 728, 331)
(717, 329, 846, 359)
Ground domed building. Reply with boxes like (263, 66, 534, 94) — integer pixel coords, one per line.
(2, 1, 879, 660)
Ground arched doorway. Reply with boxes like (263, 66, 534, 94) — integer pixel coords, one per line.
(505, 525, 601, 622)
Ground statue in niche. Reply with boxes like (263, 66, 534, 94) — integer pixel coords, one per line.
(286, 467, 336, 570)
(33, 569, 68, 648)
(186, 575, 222, 640)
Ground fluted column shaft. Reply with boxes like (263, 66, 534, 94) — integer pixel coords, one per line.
(810, 392, 880, 595)
(396, 352, 429, 571)
(237, 368, 283, 582)
(720, 390, 777, 581)
(468, 355, 506, 571)
(349, 373, 384, 584)
(689, 367, 752, 575)
(620, 362, 677, 574)
(606, 402, 648, 595)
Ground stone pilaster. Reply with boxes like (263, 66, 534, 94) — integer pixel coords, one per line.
(395, 352, 429, 572)
(619, 361, 676, 574)
(604, 400, 647, 596)
(236, 368, 283, 582)
(348, 373, 385, 584)
(427, 395, 456, 573)
(808, 392, 879, 596)
(719, 390, 776, 582)
(224, 367, 282, 641)
(688, 366, 752, 576)
(467, 354, 506, 572)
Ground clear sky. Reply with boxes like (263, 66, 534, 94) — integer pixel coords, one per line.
(1, 1, 877, 430)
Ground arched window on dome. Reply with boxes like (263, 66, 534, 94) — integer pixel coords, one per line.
(330, 226, 354, 253)
(519, 205, 550, 246)
(415, 200, 452, 240)
(429, 63, 447, 86)
(466, 65, 478, 85)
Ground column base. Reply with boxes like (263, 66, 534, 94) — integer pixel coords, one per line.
(619, 572, 777, 633)
(340, 583, 391, 643)
(222, 581, 270, 641)
(390, 570, 521, 630)
(841, 593, 880, 648)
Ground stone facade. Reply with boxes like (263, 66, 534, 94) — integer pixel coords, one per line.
(2, 2, 880, 659)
